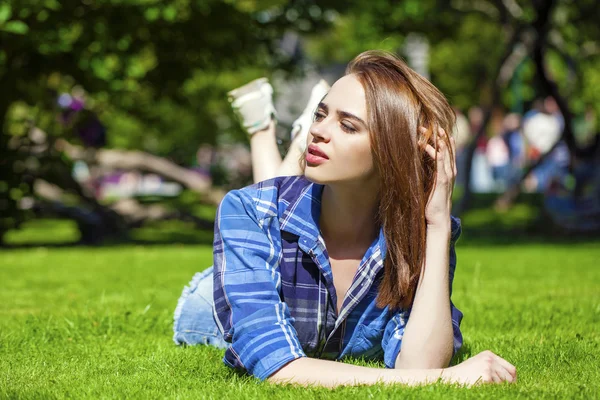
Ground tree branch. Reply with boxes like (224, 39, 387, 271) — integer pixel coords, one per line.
(451, 0, 499, 20)
(56, 139, 225, 205)
(493, 0, 580, 210)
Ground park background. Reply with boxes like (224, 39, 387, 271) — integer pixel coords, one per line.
(1, 0, 599, 398)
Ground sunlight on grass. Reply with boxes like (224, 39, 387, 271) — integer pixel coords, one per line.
(1, 242, 599, 398)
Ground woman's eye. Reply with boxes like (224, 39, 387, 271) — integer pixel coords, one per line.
(341, 122, 357, 133)
(313, 111, 325, 121)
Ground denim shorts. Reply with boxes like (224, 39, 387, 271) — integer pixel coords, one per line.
(172, 266, 228, 348)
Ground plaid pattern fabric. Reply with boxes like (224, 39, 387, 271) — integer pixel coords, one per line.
(213, 176, 463, 380)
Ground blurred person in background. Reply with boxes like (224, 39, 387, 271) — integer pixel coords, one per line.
(486, 124, 511, 191)
(502, 113, 525, 187)
(173, 50, 516, 387)
(544, 107, 600, 232)
(522, 97, 569, 192)
(469, 106, 497, 193)
(468, 106, 484, 136)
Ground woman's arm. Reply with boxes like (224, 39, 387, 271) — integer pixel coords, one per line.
(269, 351, 516, 387)
(395, 224, 454, 369)
(395, 127, 457, 369)
(270, 357, 442, 387)
(213, 189, 307, 380)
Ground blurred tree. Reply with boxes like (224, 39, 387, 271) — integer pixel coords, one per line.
(0, 0, 342, 244)
(489, 0, 600, 210)
(303, 0, 521, 214)
(305, 0, 600, 214)
(1, 0, 598, 243)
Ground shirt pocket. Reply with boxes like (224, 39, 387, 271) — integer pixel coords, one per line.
(348, 323, 385, 359)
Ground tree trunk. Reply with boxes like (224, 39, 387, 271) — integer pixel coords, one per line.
(531, 5, 576, 165)
(494, 0, 579, 210)
(0, 73, 17, 245)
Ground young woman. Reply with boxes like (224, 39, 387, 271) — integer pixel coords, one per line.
(173, 50, 517, 387)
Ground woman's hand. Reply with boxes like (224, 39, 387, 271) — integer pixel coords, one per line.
(421, 126, 457, 229)
(441, 350, 517, 386)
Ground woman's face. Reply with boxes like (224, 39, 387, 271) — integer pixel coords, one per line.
(304, 74, 376, 185)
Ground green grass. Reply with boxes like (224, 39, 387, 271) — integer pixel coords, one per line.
(4, 219, 81, 245)
(1, 239, 600, 398)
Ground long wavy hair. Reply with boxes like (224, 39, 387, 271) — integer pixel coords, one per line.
(346, 50, 455, 310)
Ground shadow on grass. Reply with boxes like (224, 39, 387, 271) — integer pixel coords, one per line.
(451, 343, 473, 366)
(457, 192, 600, 246)
(2, 218, 216, 249)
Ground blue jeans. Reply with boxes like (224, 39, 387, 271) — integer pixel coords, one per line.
(172, 267, 229, 348)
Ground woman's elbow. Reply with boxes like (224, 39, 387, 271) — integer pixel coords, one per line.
(395, 347, 453, 369)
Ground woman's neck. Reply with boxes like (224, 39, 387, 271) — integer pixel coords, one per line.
(319, 182, 380, 256)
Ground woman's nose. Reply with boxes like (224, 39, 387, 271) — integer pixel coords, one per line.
(309, 120, 330, 143)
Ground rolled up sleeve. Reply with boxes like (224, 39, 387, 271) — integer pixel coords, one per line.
(449, 215, 463, 356)
(382, 310, 410, 368)
(213, 190, 305, 380)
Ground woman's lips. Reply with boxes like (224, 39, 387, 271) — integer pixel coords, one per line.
(306, 145, 329, 165)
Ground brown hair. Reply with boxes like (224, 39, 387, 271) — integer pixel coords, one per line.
(346, 50, 455, 310)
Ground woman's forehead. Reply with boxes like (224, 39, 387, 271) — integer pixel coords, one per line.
(322, 74, 367, 119)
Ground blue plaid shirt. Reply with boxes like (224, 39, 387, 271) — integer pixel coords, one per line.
(213, 176, 463, 380)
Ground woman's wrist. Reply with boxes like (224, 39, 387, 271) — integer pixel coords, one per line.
(426, 219, 451, 237)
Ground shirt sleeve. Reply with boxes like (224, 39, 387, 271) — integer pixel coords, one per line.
(449, 215, 464, 357)
(382, 216, 464, 368)
(382, 309, 410, 368)
(212, 190, 306, 381)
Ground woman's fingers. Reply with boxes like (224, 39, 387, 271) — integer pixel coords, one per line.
(494, 354, 518, 381)
(423, 144, 437, 160)
(487, 353, 516, 384)
(450, 137, 457, 176)
(490, 369, 504, 383)
(494, 364, 515, 383)
(420, 126, 457, 182)
(435, 128, 454, 179)
(445, 350, 517, 386)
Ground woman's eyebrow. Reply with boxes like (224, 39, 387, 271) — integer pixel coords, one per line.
(338, 110, 366, 127)
(318, 102, 367, 128)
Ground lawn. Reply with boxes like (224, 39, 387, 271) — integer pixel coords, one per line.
(1, 231, 600, 397)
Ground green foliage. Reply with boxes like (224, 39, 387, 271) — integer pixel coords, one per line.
(306, 0, 600, 118)
(0, 0, 342, 153)
(1, 241, 599, 397)
(429, 14, 504, 110)
(306, 0, 505, 110)
(1, 0, 600, 241)
(0, 0, 341, 241)
(0, 3, 28, 35)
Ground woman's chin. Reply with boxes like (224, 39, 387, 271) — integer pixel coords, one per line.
(303, 168, 329, 185)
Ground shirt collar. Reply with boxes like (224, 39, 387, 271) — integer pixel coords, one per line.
(279, 181, 323, 250)
(278, 179, 387, 258)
